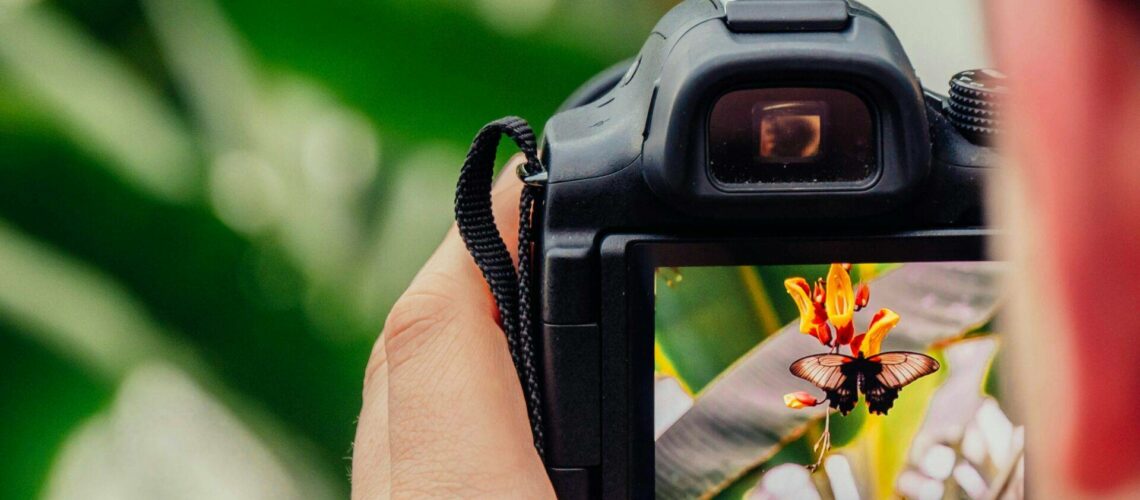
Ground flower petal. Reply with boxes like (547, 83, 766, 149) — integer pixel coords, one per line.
(858, 308, 901, 356)
(850, 334, 866, 356)
(784, 391, 819, 409)
(814, 322, 833, 346)
(855, 283, 870, 311)
(784, 278, 817, 334)
(826, 263, 855, 329)
(835, 322, 855, 346)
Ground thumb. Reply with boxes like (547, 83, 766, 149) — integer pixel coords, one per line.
(352, 154, 554, 499)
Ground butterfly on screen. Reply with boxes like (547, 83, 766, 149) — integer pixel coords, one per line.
(790, 351, 939, 415)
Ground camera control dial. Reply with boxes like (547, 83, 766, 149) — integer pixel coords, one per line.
(946, 69, 1006, 145)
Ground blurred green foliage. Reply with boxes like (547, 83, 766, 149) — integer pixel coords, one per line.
(0, 0, 675, 497)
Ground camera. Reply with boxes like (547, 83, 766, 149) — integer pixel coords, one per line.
(530, 0, 1008, 498)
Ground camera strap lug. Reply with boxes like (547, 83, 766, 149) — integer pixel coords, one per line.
(520, 169, 549, 187)
(515, 143, 548, 187)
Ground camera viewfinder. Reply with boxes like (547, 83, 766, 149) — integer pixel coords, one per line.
(709, 87, 876, 187)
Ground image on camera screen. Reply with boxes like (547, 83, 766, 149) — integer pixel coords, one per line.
(653, 262, 1023, 499)
(757, 103, 823, 162)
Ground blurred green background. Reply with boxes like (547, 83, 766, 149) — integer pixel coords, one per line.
(0, 0, 987, 498)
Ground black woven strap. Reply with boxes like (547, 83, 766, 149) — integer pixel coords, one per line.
(455, 116, 545, 458)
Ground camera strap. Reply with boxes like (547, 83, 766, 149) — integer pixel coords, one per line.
(454, 116, 546, 459)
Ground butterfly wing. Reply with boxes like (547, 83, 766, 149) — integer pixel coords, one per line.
(790, 354, 850, 390)
(859, 375, 898, 415)
(861, 351, 941, 415)
(869, 351, 940, 389)
(790, 354, 859, 415)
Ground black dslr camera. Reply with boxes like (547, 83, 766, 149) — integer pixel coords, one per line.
(470, 0, 1008, 498)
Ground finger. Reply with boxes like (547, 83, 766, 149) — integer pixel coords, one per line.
(352, 335, 391, 499)
(400, 154, 526, 320)
(352, 156, 526, 497)
(989, 0, 1140, 495)
(354, 153, 552, 498)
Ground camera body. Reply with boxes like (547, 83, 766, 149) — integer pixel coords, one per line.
(533, 1, 998, 497)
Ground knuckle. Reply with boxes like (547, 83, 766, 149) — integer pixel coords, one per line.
(383, 291, 455, 347)
(381, 276, 482, 359)
(366, 291, 454, 391)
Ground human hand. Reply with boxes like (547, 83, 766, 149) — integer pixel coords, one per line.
(351, 154, 554, 499)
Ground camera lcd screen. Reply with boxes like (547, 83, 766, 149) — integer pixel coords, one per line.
(708, 88, 876, 186)
(653, 262, 1022, 499)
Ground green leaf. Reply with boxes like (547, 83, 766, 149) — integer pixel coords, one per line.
(654, 262, 1005, 499)
(655, 267, 768, 392)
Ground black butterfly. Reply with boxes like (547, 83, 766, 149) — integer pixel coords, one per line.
(790, 352, 940, 415)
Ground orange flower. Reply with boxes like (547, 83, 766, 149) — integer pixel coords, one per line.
(854, 283, 870, 311)
(856, 308, 900, 356)
(783, 391, 821, 409)
(813, 322, 833, 346)
(786, 264, 869, 348)
(784, 278, 820, 334)
(826, 263, 855, 331)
